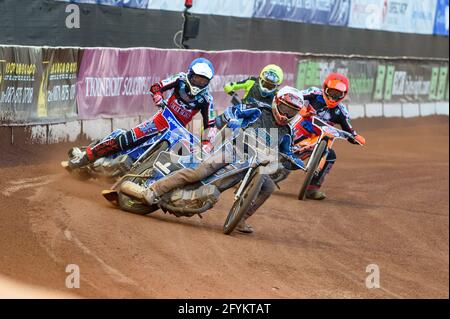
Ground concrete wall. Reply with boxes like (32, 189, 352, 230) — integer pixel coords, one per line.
(2, 103, 448, 145)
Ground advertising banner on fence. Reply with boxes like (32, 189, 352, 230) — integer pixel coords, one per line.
(296, 58, 449, 104)
(57, 0, 150, 9)
(349, 0, 438, 34)
(39, 48, 80, 121)
(348, 0, 386, 30)
(296, 58, 378, 104)
(253, 0, 350, 26)
(434, 0, 449, 35)
(76, 48, 298, 119)
(0, 46, 43, 123)
(0, 47, 79, 124)
(382, 0, 437, 34)
(146, 0, 255, 18)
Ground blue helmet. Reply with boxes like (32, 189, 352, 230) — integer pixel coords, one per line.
(186, 58, 215, 96)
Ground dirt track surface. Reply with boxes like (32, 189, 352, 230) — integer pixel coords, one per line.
(0, 116, 448, 298)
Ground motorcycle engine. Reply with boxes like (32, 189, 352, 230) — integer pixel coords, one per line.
(168, 184, 220, 211)
(93, 155, 133, 177)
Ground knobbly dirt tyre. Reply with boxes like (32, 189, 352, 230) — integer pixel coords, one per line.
(117, 141, 169, 215)
(298, 140, 327, 201)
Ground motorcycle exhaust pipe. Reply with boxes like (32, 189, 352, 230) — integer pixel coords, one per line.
(120, 181, 147, 202)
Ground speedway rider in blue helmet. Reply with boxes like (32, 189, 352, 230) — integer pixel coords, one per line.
(68, 58, 218, 168)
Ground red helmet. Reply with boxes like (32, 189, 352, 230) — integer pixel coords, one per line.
(322, 73, 349, 108)
(272, 86, 305, 126)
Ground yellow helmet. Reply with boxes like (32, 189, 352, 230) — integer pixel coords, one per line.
(259, 64, 284, 96)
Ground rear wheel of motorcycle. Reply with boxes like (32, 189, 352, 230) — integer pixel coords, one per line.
(117, 141, 169, 215)
(223, 172, 265, 235)
(298, 140, 327, 201)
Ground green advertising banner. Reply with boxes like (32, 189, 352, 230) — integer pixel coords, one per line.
(296, 58, 449, 104)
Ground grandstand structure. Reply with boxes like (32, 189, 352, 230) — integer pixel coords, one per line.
(0, 0, 447, 58)
(0, 0, 448, 131)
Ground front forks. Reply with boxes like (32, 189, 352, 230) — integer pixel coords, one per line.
(234, 167, 254, 201)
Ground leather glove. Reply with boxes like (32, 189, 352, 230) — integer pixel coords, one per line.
(234, 105, 261, 129)
(349, 134, 366, 145)
(224, 104, 262, 130)
(299, 104, 316, 118)
(152, 93, 164, 107)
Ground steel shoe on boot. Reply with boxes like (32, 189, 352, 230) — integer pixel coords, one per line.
(120, 181, 159, 205)
(305, 189, 327, 200)
(68, 148, 90, 169)
(236, 219, 254, 234)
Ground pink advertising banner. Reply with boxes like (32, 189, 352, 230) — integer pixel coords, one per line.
(76, 48, 298, 119)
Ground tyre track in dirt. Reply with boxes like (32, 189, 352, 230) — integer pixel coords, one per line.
(0, 116, 448, 298)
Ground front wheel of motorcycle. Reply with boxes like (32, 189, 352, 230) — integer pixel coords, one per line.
(117, 141, 169, 215)
(223, 171, 265, 235)
(298, 140, 327, 201)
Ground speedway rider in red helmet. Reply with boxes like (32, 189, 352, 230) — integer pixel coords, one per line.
(292, 72, 366, 200)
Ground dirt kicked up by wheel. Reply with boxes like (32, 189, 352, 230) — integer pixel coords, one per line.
(116, 141, 169, 215)
(223, 172, 266, 235)
(298, 140, 327, 201)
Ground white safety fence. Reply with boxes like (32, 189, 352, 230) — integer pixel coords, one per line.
(13, 101, 447, 145)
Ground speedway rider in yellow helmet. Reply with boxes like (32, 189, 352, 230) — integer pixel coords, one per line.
(224, 64, 284, 105)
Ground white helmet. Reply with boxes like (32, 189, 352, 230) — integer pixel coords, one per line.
(186, 58, 215, 96)
(272, 86, 305, 126)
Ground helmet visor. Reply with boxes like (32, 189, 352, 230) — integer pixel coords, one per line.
(262, 70, 280, 84)
(278, 101, 299, 119)
(190, 74, 210, 89)
(325, 87, 345, 101)
(260, 78, 277, 91)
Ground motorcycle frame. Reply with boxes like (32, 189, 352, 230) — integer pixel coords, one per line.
(131, 106, 202, 170)
(304, 116, 355, 173)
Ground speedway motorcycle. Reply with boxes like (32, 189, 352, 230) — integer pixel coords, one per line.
(103, 106, 276, 235)
(293, 114, 364, 200)
(270, 110, 363, 199)
(61, 101, 201, 180)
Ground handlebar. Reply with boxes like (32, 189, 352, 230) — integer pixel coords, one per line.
(228, 93, 272, 110)
(278, 152, 305, 170)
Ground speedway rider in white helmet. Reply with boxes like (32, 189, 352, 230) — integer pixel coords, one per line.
(68, 58, 217, 169)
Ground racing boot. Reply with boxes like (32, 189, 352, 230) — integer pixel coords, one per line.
(305, 150, 335, 200)
(305, 189, 327, 200)
(68, 147, 91, 169)
(235, 176, 276, 234)
(69, 137, 122, 169)
(120, 181, 159, 205)
(236, 219, 254, 234)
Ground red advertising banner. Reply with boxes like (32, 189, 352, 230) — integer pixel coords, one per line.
(76, 48, 298, 119)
